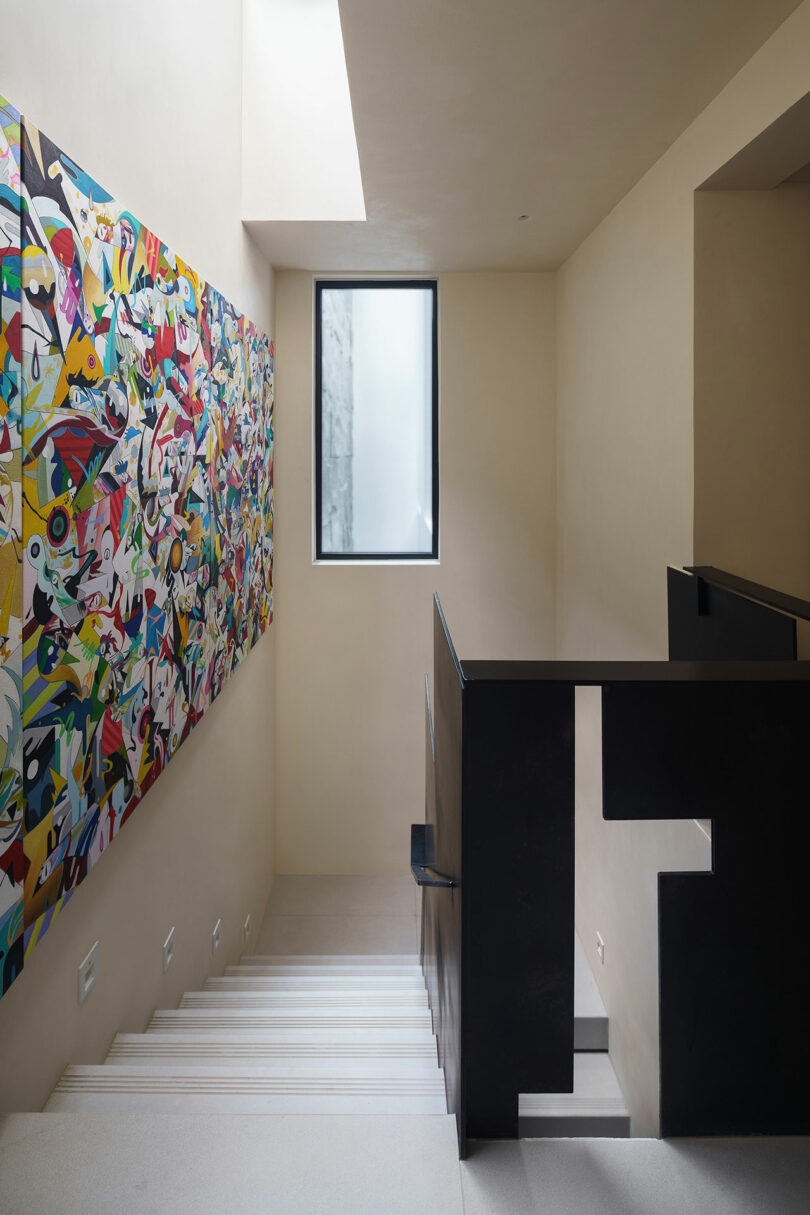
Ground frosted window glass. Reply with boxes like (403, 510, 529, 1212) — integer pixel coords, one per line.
(317, 283, 437, 558)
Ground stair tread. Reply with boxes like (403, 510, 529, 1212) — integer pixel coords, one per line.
(103, 1057, 440, 1075)
(214, 974, 426, 988)
(229, 964, 423, 977)
(240, 954, 421, 966)
(181, 992, 428, 1008)
(45, 1064, 448, 1115)
(149, 1011, 433, 1030)
(138, 1027, 437, 1043)
(193, 985, 428, 998)
(98, 1060, 442, 1078)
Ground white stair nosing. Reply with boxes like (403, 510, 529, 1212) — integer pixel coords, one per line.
(138, 1027, 438, 1044)
(212, 975, 426, 989)
(45, 1066, 448, 1115)
(109, 1034, 438, 1061)
(45, 1092, 448, 1115)
(148, 1011, 433, 1030)
(180, 993, 428, 1008)
(229, 964, 423, 977)
(240, 955, 421, 967)
(98, 1059, 442, 1078)
(194, 985, 428, 999)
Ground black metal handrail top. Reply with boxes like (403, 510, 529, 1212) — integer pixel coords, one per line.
(685, 566, 810, 623)
(461, 658, 810, 683)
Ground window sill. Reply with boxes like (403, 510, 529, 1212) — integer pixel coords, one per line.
(313, 558, 441, 567)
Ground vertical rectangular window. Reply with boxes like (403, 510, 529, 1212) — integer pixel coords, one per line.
(315, 279, 438, 559)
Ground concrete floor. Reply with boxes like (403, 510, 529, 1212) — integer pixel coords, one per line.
(2, 875, 808, 1214)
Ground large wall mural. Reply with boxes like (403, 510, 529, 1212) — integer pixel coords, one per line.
(0, 94, 274, 1000)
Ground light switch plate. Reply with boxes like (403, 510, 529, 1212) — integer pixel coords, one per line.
(163, 926, 176, 972)
(212, 918, 222, 955)
(78, 941, 99, 1004)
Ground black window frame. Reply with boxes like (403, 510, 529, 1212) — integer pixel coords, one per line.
(314, 278, 439, 562)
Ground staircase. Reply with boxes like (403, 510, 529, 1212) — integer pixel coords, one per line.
(46, 954, 447, 1116)
(45, 937, 628, 1135)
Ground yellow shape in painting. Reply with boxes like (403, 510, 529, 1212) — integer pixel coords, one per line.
(50, 768, 67, 800)
(53, 331, 103, 408)
(23, 488, 71, 540)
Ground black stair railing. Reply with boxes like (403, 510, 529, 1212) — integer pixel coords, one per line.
(415, 582, 810, 1156)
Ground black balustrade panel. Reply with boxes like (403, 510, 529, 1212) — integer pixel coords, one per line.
(416, 578, 810, 1154)
(602, 674, 810, 1136)
(418, 596, 575, 1155)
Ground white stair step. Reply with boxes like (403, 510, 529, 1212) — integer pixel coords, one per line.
(140, 1024, 437, 1044)
(574, 933, 609, 1051)
(240, 954, 420, 968)
(218, 972, 425, 990)
(519, 1052, 630, 1138)
(100, 1054, 439, 1077)
(149, 1009, 434, 1031)
(231, 962, 423, 977)
(179, 991, 429, 1009)
(45, 1066, 447, 1115)
(107, 1032, 439, 1065)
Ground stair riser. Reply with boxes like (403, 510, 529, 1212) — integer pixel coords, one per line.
(179, 1000, 429, 1011)
(240, 955, 420, 967)
(45, 1093, 448, 1114)
(574, 1018, 609, 1051)
(229, 966, 423, 977)
(101, 1059, 441, 1077)
(519, 1115, 630, 1138)
(149, 1014, 433, 1030)
(212, 977, 426, 989)
(137, 1028, 437, 1044)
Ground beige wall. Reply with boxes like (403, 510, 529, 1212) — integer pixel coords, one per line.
(274, 271, 556, 874)
(694, 186, 810, 606)
(0, 0, 276, 1112)
(557, 1, 810, 1134)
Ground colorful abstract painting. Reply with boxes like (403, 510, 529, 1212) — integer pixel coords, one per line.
(0, 95, 274, 999)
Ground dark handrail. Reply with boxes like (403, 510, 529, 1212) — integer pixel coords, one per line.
(410, 824, 455, 888)
(686, 565, 810, 622)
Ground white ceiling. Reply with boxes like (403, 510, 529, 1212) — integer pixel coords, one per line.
(247, 0, 803, 272)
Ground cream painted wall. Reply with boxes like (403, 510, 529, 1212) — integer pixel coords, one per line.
(694, 186, 810, 606)
(556, 1, 810, 1134)
(0, 0, 276, 1112)
(274, 271, 556, 874)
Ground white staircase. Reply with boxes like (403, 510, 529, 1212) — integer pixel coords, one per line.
(46, 954, 447, 1116)
(45, 940, 629, 1135)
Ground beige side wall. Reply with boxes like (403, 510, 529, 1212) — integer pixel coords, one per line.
(0, 0, 276, 1112)
(274, 271, 556, 874)
(694, 186, 810, 606)
(557, 2, 810, 1135)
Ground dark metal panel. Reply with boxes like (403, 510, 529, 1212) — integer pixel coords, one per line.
(602, 679, 810, 1136)
(421, 596, 465, 1153)
(668, 566, 797, 659)
(461, 678, 575, 1141)
(461, 659, 810, 683)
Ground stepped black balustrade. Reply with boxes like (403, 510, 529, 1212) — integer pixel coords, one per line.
(416, 585, 810, 1156)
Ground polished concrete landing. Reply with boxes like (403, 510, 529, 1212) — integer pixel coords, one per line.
(0, 1112, 463, 1215)
(459, 1137, 810, 1215)
(256, 874, 420, 955)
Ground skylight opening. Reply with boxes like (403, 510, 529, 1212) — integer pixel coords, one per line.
(242, 0, 366, 222)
